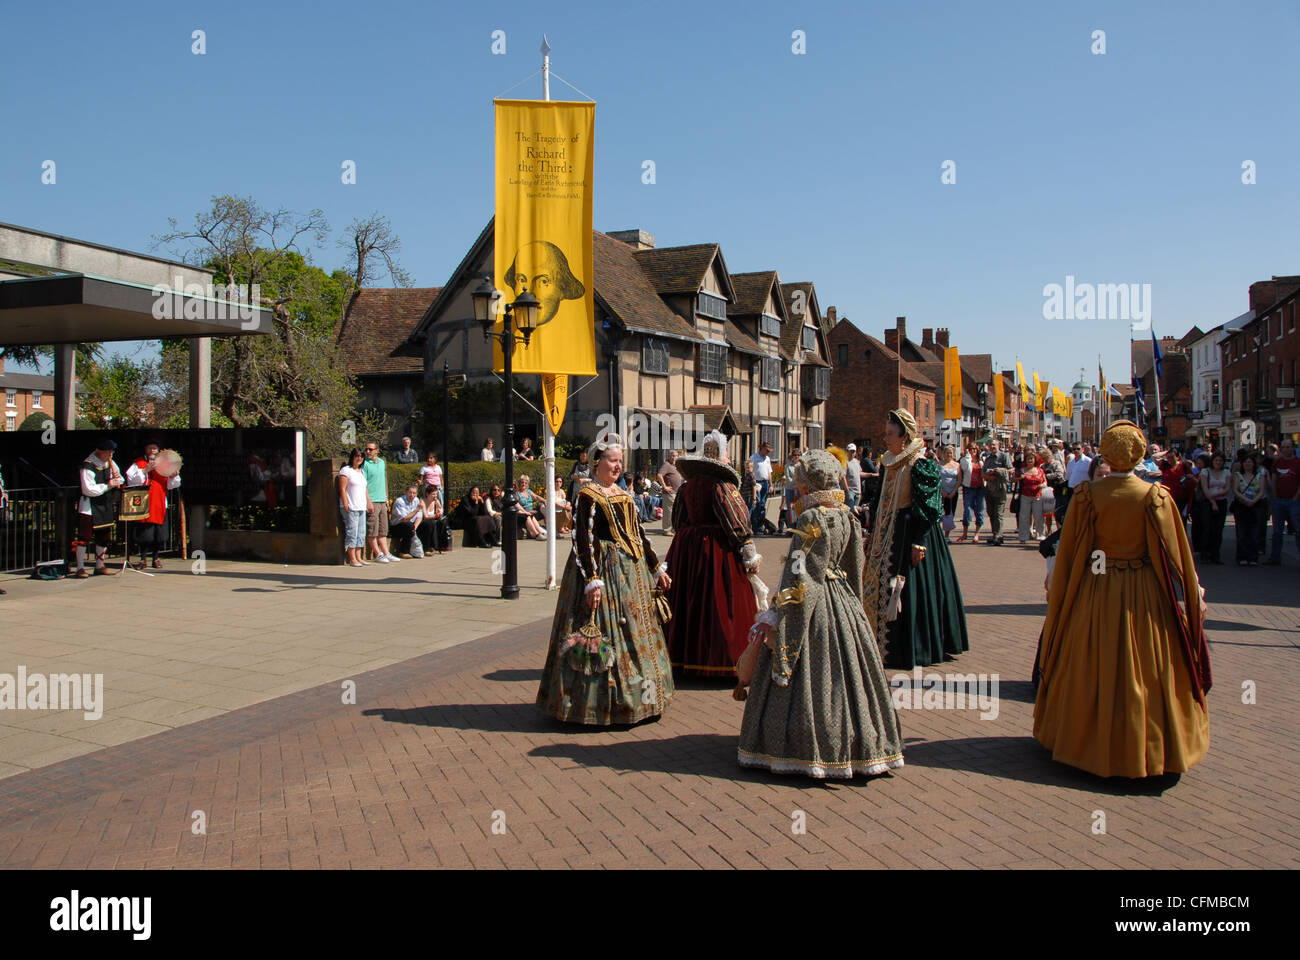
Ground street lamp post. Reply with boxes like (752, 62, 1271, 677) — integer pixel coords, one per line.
(473, 274, 539, 600)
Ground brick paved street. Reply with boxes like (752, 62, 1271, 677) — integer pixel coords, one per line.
(0, 517, 1297, 869)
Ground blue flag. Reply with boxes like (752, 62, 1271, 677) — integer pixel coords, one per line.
(1152, 331, 1163, 379)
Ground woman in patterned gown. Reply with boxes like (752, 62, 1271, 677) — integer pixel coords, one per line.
(737, 449, 904, 779)
(1034, 421, 1211, 778)
(665, 430, 762, 678)
(536, 435, 675, 725)
(864, 409, 970, 669)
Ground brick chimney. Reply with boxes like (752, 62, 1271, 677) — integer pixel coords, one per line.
(885, 316, 905, 353)
(606, 229, 655, 250)
(936, 327, 950, 349)
(826, 306, 837, 326)
(921, 328, 934, 351)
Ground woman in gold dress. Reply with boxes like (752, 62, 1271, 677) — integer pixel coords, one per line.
(1034, 421, 1212, 778)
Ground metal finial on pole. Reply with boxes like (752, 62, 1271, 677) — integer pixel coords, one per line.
(541, 35, 551, 101)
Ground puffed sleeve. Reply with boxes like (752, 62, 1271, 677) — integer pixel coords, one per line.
(712, 480, 757, 568)
(573, 487, 604, 594)
(910, 457, 943, 523)
(760, 508, 832, 686)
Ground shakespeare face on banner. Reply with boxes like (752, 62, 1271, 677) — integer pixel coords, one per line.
(504, 241, 585, 327)
(494, 98, 596, 379)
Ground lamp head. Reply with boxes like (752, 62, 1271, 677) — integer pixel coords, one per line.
(472, 275, 496, 333)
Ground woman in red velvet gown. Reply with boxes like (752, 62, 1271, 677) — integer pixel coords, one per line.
(665, 431, 764, 678)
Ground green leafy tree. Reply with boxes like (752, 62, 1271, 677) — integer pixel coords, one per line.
(79, 356, 158, 428)
(153, 195, 398, 457)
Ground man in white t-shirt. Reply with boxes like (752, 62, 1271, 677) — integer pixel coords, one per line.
(844, 444, 862, 509)
(749, 441, 774, 534)
(1065, 444, 1093, 489)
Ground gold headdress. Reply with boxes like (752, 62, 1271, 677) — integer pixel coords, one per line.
(1099, 420, 1146, 472)
(888, 408, 918, 442)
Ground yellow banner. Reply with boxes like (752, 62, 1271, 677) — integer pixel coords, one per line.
(1037, 377, 1049, 414)
(543, 374, 568, 437)
(1017, 363, 1029, 405)
(944, 347, 961, 421)
(993, 373, 1005, 426)
(494, 99, 596, 387)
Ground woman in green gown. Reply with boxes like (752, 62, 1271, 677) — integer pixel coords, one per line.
(737, 449, 904, 778)
(864, 409, 970, 669)
(536, 434, 675, 725)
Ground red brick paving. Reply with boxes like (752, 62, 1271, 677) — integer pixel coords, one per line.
(0, 523, 1297, 869)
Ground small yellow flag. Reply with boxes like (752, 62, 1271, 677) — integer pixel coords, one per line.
(543, 374, 568, 436)
(993, 373, 1005, 427)
(944, 347, 962, 421)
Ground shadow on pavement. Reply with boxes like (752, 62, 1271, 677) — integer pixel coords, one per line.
(527, 733, 868, 789)
(482, 669, 541, 682)
(903, 736, 1185, 796)
(964, 603, 1047, 617)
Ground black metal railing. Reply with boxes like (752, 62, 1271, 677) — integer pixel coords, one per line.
(1, 486, 185, 574)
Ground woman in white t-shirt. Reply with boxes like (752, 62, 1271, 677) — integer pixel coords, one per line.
(338, 448, 372, 567)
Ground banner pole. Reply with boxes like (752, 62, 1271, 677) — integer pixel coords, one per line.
(545, 422, 557, 589)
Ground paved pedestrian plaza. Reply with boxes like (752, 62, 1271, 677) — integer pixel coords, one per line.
(0, 527, 1296, 869)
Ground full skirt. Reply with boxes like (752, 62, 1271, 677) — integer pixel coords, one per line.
(878, 510, 970, 669)
(664, 524, 758, 676)
(738, 577, 904, 778)
(1033, 561, 1210, 777)
(537, 542, 675, 725)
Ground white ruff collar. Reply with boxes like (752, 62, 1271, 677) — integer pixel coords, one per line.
(880, 437, 925, 469)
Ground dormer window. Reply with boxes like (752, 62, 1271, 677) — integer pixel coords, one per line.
(696, 290, 727, 320)
(801, 326, 816, 351)
(759, 313, 780, 338)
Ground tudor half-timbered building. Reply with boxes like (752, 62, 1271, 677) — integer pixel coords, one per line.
(391, 219, 828, 473)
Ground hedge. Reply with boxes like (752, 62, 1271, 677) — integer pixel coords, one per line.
(383, 458, 577, 507)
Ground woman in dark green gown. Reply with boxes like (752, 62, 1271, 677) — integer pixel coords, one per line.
(863, 409, 970, 669)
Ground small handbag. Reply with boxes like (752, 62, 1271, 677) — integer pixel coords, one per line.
(941, 513, 956, 532)
(652, 588, 672, 624)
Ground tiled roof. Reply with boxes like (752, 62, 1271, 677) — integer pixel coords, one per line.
(727, 271, 782, 318)
(689, 404, 739, 434)
(594, 232, 702, 342)
(901, 360, 937, 389)
(777, 281, 821, 362)
(724, 318, 763, 356)
(910, 360, 944, 391)
(963, 353, 993, 384)
(337, 287, 440, 376)
(634, 243, 733, 299)
(899, 339, 940, 363)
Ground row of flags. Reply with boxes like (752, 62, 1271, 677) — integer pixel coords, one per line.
(1012, 361, 1075, 419)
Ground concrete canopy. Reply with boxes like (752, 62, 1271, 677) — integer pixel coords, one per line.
(0, 273, 273, 345)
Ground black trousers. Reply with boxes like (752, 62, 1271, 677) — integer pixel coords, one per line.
(1202, 500, 1228, 561)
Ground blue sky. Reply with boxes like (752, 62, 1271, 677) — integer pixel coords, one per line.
(3, 0, 1297, 393)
